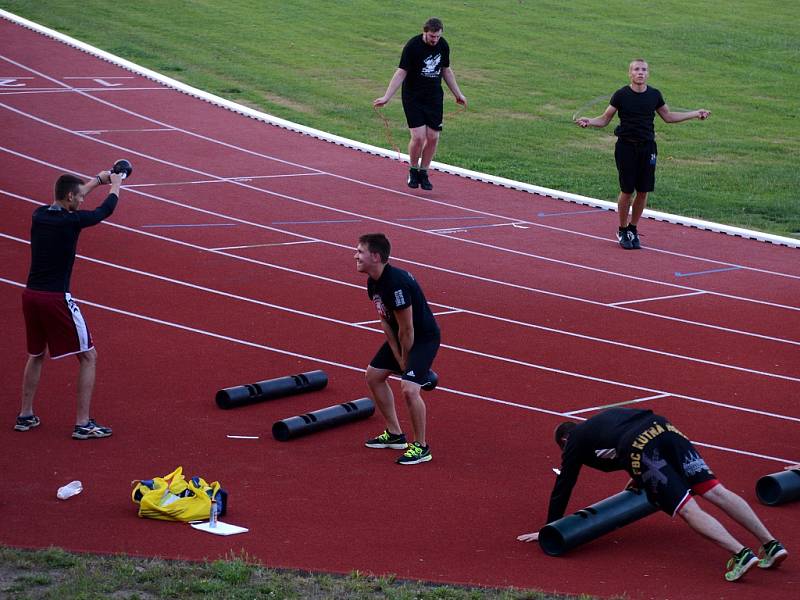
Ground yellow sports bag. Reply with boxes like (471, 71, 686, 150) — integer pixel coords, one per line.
(131, 466, 227, 522)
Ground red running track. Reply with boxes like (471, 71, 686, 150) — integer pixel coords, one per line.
(1, 16, 798, 600)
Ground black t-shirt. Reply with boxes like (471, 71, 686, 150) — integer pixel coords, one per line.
(546, 408, 659, 523)
(610, 85, 665, 141)
(26, 194, 118, 292)
(399, 34, 450, 102)
(367, 263, 440, 341)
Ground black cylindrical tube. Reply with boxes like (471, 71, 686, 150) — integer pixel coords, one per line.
(756, 470, 800, 506)
(538, 489, 657, 556)
(215, 370, 328, 409)
(272, 397, 375, 441)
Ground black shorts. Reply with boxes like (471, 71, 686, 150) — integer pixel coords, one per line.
(369, 336, 440, 387)
(615, 138, 657, 193)
(402, 95, 444, 131)
(628, 418, 717, 516)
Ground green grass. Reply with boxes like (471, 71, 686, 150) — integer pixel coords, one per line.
(0, 546, 603, 600)
(2, 0, 798, 236)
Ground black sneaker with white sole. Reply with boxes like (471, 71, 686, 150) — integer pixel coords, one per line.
(617, 228, 633, 249)
(628, 225, 641, 249)
(14, 414, 41, 431)
(72, 418, 112, 440)
(396, 442, 432, 465)
(365, 430, 408, 449)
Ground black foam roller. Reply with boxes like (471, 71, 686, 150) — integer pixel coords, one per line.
(272, 397, 375, 441)
(756, 469, 800, 506)
(538, 489, 658, 556)
(215, 370, 328, 409)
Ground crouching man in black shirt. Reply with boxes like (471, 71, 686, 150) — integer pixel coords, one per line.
(355, 233, 440, 465)
(517, 408, 787, 582)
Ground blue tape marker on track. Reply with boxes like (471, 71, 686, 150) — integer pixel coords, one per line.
(537, 208, 606, 218)
(674, 266, 742, 278)
(271, 219, 362, 224)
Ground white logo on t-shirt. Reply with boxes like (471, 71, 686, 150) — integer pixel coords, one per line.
(394, 289, 405, 306)
(422, 54, 441, 78)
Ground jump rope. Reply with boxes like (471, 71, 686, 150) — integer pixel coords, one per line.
(373, 102, 467, 161)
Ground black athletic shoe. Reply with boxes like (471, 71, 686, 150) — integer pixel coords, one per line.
(396, 442, 432, 465)
(418, 169, 433, 191)
(365, 430, 408, 449)
(14, 414, 40, 431)
(617, 228, 633, 250)
(72, 418, 112, 440)
(758, 539, 788, 569)
(724, 547, 758, 581)
(407, 168, 420, 189)
(628, 225, 641, 249)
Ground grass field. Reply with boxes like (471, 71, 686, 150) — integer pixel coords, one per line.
(1, 0, 798, 237)
(0, 546, 601, 600)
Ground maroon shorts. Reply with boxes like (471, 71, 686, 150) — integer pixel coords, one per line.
(22, 289, 93, 358)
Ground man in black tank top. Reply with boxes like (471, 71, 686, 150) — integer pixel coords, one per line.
(576, 59, 710, 249)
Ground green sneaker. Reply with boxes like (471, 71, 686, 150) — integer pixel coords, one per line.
(758, 540, 788, 569)
(365, 430, 407, 449)
(724, 547, 758, 581)
(396, 442, 432, 465)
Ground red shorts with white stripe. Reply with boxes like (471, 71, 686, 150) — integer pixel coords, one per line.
(22, 289, 93, 358)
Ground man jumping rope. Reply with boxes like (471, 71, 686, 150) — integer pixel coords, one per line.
(374, 17, 467, 191)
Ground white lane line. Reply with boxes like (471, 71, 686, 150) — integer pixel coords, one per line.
(2, 167, 798, 351)
(2, 101, 798, 318)
(211, 240, 319, 250)
(140, 223, 237, 228)
(0, 274, 796, 465)
(6, 180, 800, 384)
(2, 231, 799, 423)
(74, 127, 176, 134)
(3, 52, 798, 283)
(2, 55, 799, 292)
(609, 291, 707, 307)
(125, 173, 327, 188)
(0, 86, 168, 95)
(564, 394, 671, 415)
(353, 309, 461, 326)
(428, 222, 526, 234)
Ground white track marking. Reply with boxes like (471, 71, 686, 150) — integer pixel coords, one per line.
(609, 291, 707, 306)
(2, 154, 798, 350)
(2, 231, 799, 423)
(1, 51, 799, 282)
(0, 274, 794, 463)
(1, 103, 798, 316)
(211, 240, 318, 251)
(124, 173, 326, 187)
(565, 394, 671, 415)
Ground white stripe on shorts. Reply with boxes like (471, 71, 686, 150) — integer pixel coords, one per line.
(66, 293, 91, 352)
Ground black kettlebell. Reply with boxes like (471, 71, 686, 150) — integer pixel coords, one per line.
(111, 159, 133, 179)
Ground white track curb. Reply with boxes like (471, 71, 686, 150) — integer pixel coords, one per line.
(2, 9, 797, 248)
